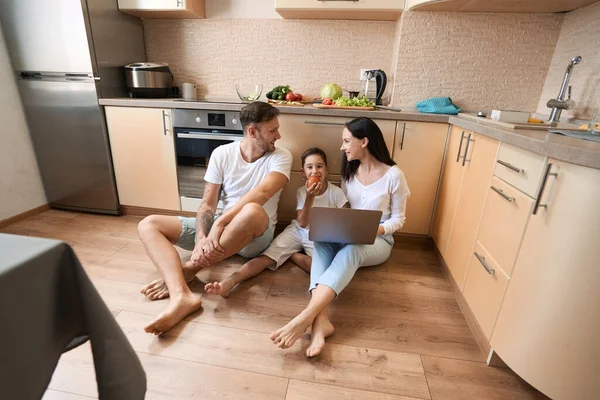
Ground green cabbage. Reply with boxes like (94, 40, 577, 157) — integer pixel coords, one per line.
(320, 83, 343, 100)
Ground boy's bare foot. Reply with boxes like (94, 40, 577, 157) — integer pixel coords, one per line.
(144, 291, 203, 335)
(141, 262, 199, 300)
(290, 253, 311, 273)
(204, 276, 237, 298)
(305, 314, 335, 357)
(269, 309, 314, 349)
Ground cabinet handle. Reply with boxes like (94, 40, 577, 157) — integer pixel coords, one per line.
(474, 252, 495, 275)
(162, 110, 171, 136)
(399, 123, 406, 150)
(456, 131, 466, 162)
(176, 0, 183, 7)
(304, 120, 346, 126)
(462, 133, 473, 166)
(491, 186, 515, 202)
(533, 163, 558, 215)
(318, 0, 359, 2)
(497, 159, 523, 173)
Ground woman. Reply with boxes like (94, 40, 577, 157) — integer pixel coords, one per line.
(269, 117, 411, 357)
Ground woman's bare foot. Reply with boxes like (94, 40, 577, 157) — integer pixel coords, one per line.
(305, 314, 335, 357)
(290, 253, 311, 273)
(269, 310, 315, 349)
(204, 276, 237, 298)
(144, 291, 203, 335)
(141, 262, 199, 300)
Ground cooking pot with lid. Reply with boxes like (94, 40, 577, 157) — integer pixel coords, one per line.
(124, 62, 173, 98)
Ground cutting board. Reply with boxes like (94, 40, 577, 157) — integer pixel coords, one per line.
(312, 104, 375, 111)
(267, 100, 305, 107)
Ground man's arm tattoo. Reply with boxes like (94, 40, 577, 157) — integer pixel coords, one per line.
(196, 209, 214, 239)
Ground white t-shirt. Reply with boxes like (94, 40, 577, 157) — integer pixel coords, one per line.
(343, 165, 411, 235)
(204, 141, 293, 225)
(295, 182, 348, 230)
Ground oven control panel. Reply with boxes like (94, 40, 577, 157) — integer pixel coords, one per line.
(173, 109, 242, 132)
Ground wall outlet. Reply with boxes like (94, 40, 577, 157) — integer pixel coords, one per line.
(360, 68, 375, 81)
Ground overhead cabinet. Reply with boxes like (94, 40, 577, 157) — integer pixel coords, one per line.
(117, 0, 205, 18)
(405, 0, 597, 13)
(275, 0, 403, 21)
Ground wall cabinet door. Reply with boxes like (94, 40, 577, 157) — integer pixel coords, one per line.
(105, 107, 180, 211)
(432, 125, 468, 256)
(491, 160, 600, 400)
(392, 122, 447, 235)
(444, 133, 498, 290)
(117, 0, 205, 18)
(275, 0, 402, 20)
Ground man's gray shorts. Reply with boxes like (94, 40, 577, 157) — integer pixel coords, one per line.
(174, 216, 275, 259)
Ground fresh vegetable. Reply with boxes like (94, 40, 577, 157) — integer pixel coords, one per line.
(322, 98, 333, 106)
(334, 95, 375, 107)
(320, 83, 343, 100)
(294, 93, 302, 101)
(285, 92, 296, 101)
(266, 85, 291, 100)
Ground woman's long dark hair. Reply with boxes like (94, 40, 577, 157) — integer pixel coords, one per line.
(341, 117, 396, 181)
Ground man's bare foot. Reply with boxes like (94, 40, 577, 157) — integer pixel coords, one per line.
(290, 253, 311, 273)
(141, 262, 199, 300)
(144, 291, 203, 335)
(269, 309, 314, 349)
(305, 314, 335, 357)
(204, 276, 237, 298)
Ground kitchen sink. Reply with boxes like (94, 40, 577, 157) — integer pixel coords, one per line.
(459, 113, 580, 131)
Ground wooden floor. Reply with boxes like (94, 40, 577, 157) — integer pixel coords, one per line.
(1, 209, 542, 399)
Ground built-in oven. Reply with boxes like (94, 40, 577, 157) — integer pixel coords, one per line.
(173, 109, 243, 212)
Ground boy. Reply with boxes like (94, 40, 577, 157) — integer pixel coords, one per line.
(204, 147, 348, 297)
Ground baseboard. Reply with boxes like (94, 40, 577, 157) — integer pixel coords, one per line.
(433, 242, 491, 359)
(122, 205, 195, 218)
(0, 204, 50, 229)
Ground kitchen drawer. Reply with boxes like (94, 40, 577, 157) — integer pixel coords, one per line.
(277, 115, 395, 174)
(477, 176, 533, 276)
(277, 172, 342, 223)
(493, 143, 546, 198)
(463, 241, 509, 339)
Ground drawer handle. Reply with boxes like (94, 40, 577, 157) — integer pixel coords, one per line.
(462, 133, 473, 166)
(399, 123, 406, 150)
(304, 120, 346, 126)
(456, 131, 466, 162)
(474, 252, 495, 275)
(491, 186, 515, 202)
(497, 159, 524, 173)
(533, 163, 558, 215)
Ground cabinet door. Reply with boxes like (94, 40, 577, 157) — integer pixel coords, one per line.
(276, 115, 395, 175)
(105, 107, 180, 210)
(278, 172, 342, 223)
(432, 126, 467, 256)
(491, 160, 600, 400)
(444, 133, 498, 290)
(117, 0, 204, 17)
(275, 0, 402, 20)
(392, 122, 447, 235)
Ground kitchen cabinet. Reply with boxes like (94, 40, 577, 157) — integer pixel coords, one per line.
(491, 159, 600, 400)
(105, 107, 180, 210)
(438, 131, 499, 290)
(275, 0, 402, 21)
(392, 122, 447, 235)
(276, 114, 395, 176)
(117, 0, 205, 18)
(405, 0, 596, 13)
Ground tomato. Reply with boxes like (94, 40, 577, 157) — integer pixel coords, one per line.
(322, 98, 333, 105)
(306, 175, 320, 188)
(285, 92, 296, 101)
(294, 93, 302, 101)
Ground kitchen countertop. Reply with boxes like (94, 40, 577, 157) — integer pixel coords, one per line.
(98, 98, 600, 169)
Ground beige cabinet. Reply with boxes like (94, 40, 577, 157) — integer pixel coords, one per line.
(442, 132, 499, 290)
(275, 0, 402, 20)
(405, 0, 596, 13)
(392, 122, 448, 235)
(432, 125, 468, 257)
(491, 160, 600, 400)
(105, 107, 180, 211)
(117, 0, 204, 18)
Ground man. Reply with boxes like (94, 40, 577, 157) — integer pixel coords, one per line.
(137, 102, 292, 335)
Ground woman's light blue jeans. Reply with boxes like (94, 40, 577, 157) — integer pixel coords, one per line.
(310, 234, 394, 295)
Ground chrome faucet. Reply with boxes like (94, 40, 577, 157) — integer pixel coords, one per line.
(547, 56, 582, 123)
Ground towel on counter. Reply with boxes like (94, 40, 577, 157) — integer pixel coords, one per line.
(416, 97, 462, 115)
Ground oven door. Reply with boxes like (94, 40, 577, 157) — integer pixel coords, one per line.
(176, 129, 243, 211)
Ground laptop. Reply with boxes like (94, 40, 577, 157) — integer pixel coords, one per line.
(308, 207, 383, 245)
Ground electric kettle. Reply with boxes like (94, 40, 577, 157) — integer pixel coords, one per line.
(363, 69, 387, 105)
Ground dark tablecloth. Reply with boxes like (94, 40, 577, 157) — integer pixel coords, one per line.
(0, 233, 146, 400)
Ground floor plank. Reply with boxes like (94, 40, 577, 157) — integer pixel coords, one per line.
(286, 379, 421, 400)
(422, 356, 539, 399)
(42, 390, 94, 400)
(116, 311, 431, 399)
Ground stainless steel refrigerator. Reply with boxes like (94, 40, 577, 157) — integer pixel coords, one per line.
(0, 0, 145, 214)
